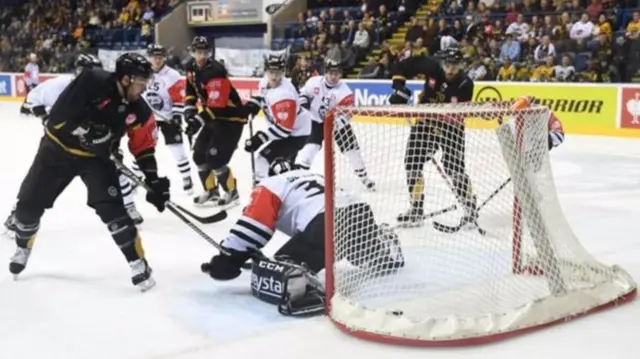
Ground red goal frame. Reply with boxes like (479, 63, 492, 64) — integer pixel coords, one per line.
(322, 105, 637, 346)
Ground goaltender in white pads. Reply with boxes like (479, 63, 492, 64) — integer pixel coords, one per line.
(200, 158, 405, 316)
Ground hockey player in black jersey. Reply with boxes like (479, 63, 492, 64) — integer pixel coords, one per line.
(390, 48, 479, 229)
(7, 53, 170, 291)
(183, 36, 247, 208)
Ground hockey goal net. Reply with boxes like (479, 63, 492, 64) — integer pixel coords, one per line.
(323, 101, 637, 346)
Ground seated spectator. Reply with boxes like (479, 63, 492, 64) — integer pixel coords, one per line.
(359, 52, 391, 79)
(531, 55, 555, 82)
(578, 59, 603, 82)
(405, 18, 423, 42)
(376, 5, 391, 41)
(340, 41, 356, 71)
(467, 57, 488, 80)
(497, 58, 517, 80)
(327, 43, 342, 61)
(291, 55, 317, 90)
(554, 54, 576, 82)
(499, 34, 521, 63)
(515, 58, 534, 81)
(460, 38, 476, 59)
(327, 24, 342, 44)
(593, 13, 612, 39)
(534, 35, 556, 64)
(352, 22, 371, 62)
(593, 33, 613, 64)
(506, 14, 531, 43)
(570, 13, 594, 50)
(412, 38, 428, 57)
(399, 41, 413, 60)
(586, 0, 603, 20)
(341, 20, 357, 44)
(626, 11, 640, 40)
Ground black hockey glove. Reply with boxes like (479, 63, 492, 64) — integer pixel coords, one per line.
(185, 113, 204, 138)
(201, 248, 252, 280)
(73, 123, 113, 158)
(244, 131, 268, 152)
(244, 96, 263, 118)
(144, 177, 171, 212)
(389, 86, 411, 104)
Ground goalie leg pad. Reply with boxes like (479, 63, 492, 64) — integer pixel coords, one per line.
(251, 256, 325, 317)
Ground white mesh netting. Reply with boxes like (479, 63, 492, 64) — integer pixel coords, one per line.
(324, 102, 637, 345)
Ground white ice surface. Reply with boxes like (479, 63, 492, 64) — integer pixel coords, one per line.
(0, 101, 638, 359)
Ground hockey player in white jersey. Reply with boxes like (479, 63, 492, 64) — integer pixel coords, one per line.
(142, 44, 194, 193)
(295, 58, 375, 190)
(19, 53, 41, 115)
(243, 51, 311, 184)
(200, 158, 405, 316)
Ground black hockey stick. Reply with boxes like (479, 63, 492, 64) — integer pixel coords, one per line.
(265, 0, 289, 15)
(433, 177, 512, 234)
(111, 156, 228, 224)
(248, 114, 257, 186)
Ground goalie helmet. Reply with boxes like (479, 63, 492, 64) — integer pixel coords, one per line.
(146, 44, 167, 57)
(269, 157, 293, 176)
(264, 51, 286, 71)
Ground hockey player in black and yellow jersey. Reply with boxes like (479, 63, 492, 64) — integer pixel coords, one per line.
(183, 36, 248, 208)
(389, 48, 479, 229)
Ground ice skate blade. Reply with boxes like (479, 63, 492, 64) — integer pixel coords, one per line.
(137, 278, 156, 292)
(396, 221, 424, 229)
(217, 199, 240, 211)
(12, 274, 19, 281)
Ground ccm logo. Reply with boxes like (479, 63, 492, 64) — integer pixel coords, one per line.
(259, 261, 286, 273)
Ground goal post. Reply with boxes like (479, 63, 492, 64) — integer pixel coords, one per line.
(323, 102, 637, 346)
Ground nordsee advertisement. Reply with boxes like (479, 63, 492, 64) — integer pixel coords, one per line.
(0, 71, 639, 137)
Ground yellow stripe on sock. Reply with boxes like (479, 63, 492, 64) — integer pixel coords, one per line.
(205, 171, 217, 190)
(134, 235, 145, 258)
(225, 168, 236, 191)
(411, 176, 424, 202)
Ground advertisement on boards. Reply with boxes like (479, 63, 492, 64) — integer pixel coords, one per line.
(0, 74, 12, 96)
(472, 83, 618, 134)
(14, 74, 57, 97)
(619, 86, 640, 129)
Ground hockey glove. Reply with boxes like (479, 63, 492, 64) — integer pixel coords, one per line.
(73, 123, 113, 158)
(244, 131, 269, 152)
(185, 113, 204, 138)
(201, 248, 252, 280)
(144, 177, 171, 212)
(389, 86, 411, 104)
(244, 96, 263, 118)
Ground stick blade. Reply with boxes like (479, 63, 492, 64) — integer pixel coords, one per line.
(199, 210, 228, 224)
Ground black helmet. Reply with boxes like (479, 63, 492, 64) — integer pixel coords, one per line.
(191, 36, 211, 51)
(324, 57, 342, 72)
(438, 46, 463, 65)
(146, 44, 167, 57)
(264, 51, 286, 71)
(75, 53, 102, 69)
(115, 52, 152, 80)
(268, 157, 293, 176)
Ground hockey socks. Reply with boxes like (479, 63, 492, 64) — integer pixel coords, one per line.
(407, 171, 425, 210)
(215, 166, 239, 206)
(119, 173, 136, 208)
(166, 143, 193, 192)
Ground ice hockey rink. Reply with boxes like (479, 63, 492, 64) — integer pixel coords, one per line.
(0, 100, 638, 359)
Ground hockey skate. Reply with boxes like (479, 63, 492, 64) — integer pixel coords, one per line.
(217, 189, 240, 209)
(2, 211, 17, 239)
(367, 223, 405, 274)
(183, 177, 194, 195)
(396, 206, 425, 228)
(126, 203, 144, 225)
(9, 247, 32, 279)
(129, 258, 155, 292)
(193, 187, 221, 206)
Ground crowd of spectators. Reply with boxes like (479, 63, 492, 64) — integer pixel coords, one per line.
(278, 0, 421, 82)
(281, 0, 640, 83)
(0, 0, 179, 73)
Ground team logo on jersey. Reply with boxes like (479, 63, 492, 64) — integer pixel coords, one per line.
(145, 92, 164, 111)
(276, 111, 289, 121)
(313, 87, 319, 95)
(107, 186, 118, 197)
(125, 113, 137, 125)
(209, 90, 220, 100)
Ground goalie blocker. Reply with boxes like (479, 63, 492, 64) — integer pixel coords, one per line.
(201, 158, 405, 316)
